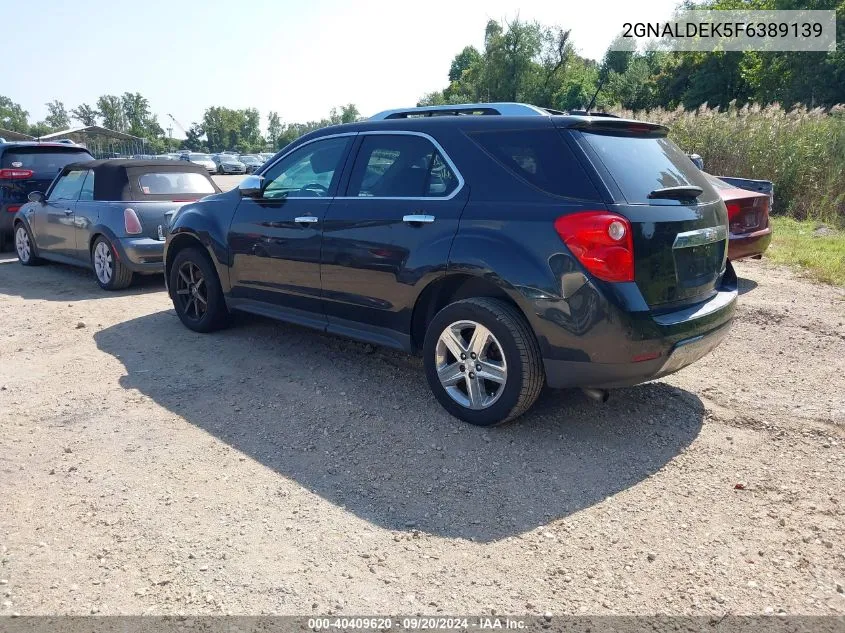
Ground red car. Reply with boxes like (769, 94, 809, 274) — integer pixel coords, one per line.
(705, 173, 773, 260)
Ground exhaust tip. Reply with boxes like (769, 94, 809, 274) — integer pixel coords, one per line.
(582, 387, 610, 403)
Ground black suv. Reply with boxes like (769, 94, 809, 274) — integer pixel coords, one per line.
(0, 141, 93, 251)
(164, 103, 737, 426)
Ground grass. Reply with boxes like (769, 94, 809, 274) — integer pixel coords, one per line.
(613, 103, 845, 226)
(765, 217, 845, 287)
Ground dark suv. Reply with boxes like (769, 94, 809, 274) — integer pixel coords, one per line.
(164, 103, 737, 426)
(1, 142, 93, 251)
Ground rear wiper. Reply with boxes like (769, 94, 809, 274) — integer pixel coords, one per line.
(648, 185, 703, 200)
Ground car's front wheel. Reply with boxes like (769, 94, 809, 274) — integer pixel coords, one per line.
(169, 246, 229, 333)
(92, 236, 133, 290)
(423, 297, 544, 426)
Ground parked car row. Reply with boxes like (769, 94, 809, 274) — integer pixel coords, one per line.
(6, 103, 770, 426)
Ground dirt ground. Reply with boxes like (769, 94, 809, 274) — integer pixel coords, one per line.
(0, 246, 843, 616)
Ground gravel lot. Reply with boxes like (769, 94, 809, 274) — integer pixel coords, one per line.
(1, 210, 843, 616)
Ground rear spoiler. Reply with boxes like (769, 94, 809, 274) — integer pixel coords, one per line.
(563, 118, 669, 138)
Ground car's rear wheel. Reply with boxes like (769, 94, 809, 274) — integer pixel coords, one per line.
(92, 236, 133, 290)
(423, 297, 544, 426)
(15, 223, 43, 266)
(169, 246, 229, 333)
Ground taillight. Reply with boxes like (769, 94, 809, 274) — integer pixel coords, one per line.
(725, 202, 741, 221)
(124, 208, 143, 234)
(554, 211, 635, 283)
(7, 205, 20, 213)
(0, 168, 34, 180)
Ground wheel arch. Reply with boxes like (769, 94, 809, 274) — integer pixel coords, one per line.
(410, 272, 535, 352)
(165, 232, 210, 285)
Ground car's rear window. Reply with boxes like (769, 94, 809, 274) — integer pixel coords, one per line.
(580, 132, 713, 204)
(2, 148, 92, 178)
(468, 128, 600, 200)
(138, 172, 216, 196)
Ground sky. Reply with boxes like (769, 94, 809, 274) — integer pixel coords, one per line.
(1, 0, 679, 136)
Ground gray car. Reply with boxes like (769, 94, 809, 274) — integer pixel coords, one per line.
(13, 159, 220, 290)
(213, 154, 246, 175)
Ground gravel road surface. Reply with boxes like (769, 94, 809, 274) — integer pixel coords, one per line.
(0, 237, 843, 616)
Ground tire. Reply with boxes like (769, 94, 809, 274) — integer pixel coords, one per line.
(14, 222, 43, 266)
(169, 246, 229, 333)
(423, 297, 544, 426)
(91, 236, 133, 290)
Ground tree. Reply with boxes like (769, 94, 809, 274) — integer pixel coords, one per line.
(267, 111, 281, 149)
(71, 103, 99, 126)
(96, 95, 126, 131)
(449, 46, 482, 82)
(0, 96, 29, 133)
(183, 123, 206, 151)
(329, 103, 360, 124)
(121, 92, 159, 138)
(45, 100, 69, 130)
(201, 106, 264, 152)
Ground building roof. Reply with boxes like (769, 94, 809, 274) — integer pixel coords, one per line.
(0, 128, 35, 141)
(38, 125, 143, 142)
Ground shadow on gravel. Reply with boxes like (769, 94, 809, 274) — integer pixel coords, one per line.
(0, 258, 164, 301)
(737, 276, 758, 295)
(95, 310, 704, 543)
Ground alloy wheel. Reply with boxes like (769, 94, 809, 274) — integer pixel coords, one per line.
(93, 241, 113, 284)
(175, 260, 208, 321)
(15, 226, 30, 262)
(435, 320, 508, 410)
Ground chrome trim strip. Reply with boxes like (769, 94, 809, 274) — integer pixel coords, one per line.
(673, 225, 727, 249)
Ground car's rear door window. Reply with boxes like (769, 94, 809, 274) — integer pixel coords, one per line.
(138, 172, 216, 196)
(579, 132, 714, 204)
(346, 134, 459, 198)
(48, 170, 88, 201)
(79, 170, 95, 200)
(468, 128, 599, 200)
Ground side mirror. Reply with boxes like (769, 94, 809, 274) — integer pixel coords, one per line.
(28, 191, 45, 204)
(238, 175, 264, 198)
(688, 153, 704, 170)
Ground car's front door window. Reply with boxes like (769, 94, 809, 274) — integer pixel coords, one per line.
(261, 136, 351, 200)
(48, 170, 87, 201)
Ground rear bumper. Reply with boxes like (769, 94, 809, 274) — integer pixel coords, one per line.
(728, 226, 772, 260)
(544, 318, 732, 388)
(114, 237, 165, 273)
(540, 264, 738, 389)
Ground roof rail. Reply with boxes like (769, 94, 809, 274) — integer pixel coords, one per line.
(368, 102, 554, 120)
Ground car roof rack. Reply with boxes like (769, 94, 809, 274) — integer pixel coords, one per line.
(368, 102, 619, 120)
(369, 102, 556, 120)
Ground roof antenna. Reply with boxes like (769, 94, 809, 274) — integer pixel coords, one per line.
(585, 67, 607, 114)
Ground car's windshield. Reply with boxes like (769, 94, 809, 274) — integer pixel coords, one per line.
(240, 155, 259, 163)
(138, 172, 216, 196)
(189, 153, 212, 161)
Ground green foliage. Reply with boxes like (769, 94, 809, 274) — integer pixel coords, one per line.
(44, 100, 69, 130)
(71, 103, 98, 126)
(199, 106, 263, 153)
(267, 111, 282, 149)
(96, 95, 126, 131)
(0, 95, 29, 133)
(617, 103, 845, 224)
(767, 217, 845, 285)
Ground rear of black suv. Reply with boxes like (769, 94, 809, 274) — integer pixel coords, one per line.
(452, 115, 736, 392)
(0, 143, 93, 250)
